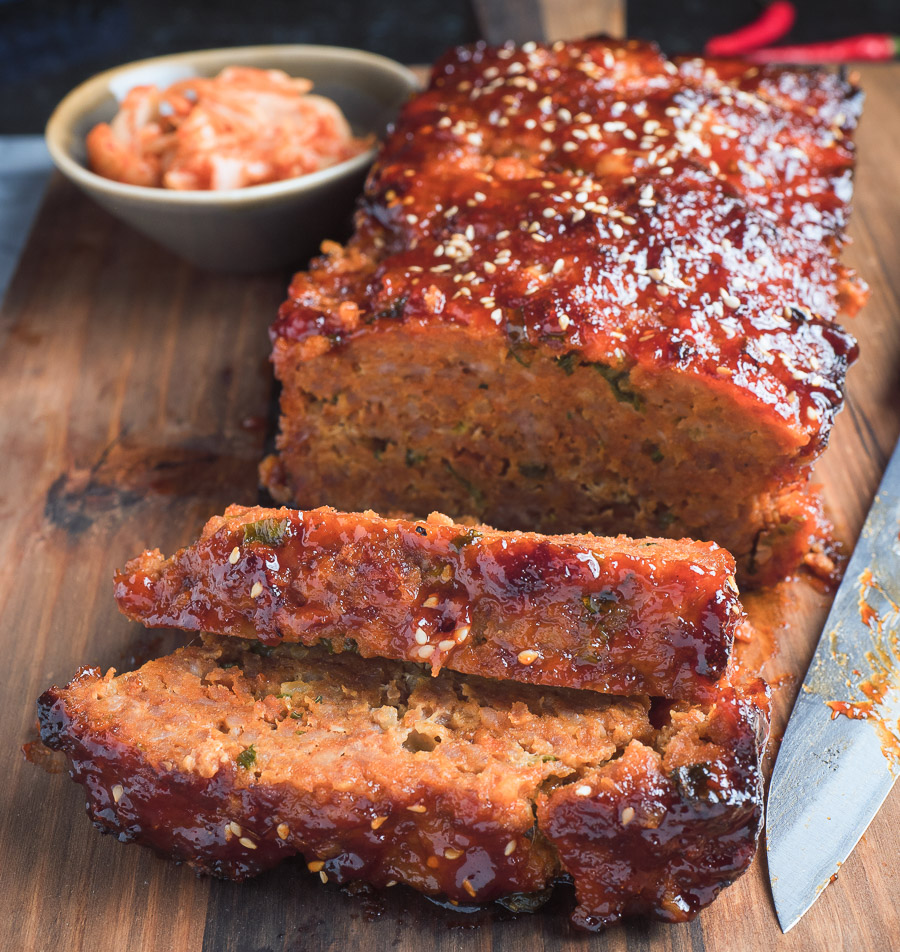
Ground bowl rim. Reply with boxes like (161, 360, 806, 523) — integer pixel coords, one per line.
(45, 43, 420, 205)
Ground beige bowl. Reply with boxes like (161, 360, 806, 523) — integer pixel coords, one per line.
(45, 45, 419, 271)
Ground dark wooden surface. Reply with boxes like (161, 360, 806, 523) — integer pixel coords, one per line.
(1, 46, 899, 952)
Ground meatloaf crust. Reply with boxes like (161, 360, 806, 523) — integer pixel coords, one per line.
(264, 38, 865, 585)
(37, 637, 769, 931)
(114, 504, 744, 702)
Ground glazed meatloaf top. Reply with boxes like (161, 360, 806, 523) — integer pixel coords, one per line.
(114, 505, 743, 702)
(37, 637, 769, 930)
(273, 38, 864, 460)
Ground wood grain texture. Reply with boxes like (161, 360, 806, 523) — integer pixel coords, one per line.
(1, 62, 898, 952)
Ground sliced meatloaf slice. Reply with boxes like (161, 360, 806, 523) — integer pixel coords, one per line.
(114, 504, 744, 703)
(37, 637, 769, 931)
(264, 38, 865, 586)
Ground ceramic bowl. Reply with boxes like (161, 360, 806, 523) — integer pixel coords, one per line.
(45, 45, 419, 271)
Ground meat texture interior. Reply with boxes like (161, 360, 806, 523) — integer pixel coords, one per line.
(264, 38, 866, 585)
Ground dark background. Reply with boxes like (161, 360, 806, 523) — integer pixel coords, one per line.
(0, 0, 897, 133)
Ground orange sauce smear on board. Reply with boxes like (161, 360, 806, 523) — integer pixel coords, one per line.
(826, 568, 900, 770)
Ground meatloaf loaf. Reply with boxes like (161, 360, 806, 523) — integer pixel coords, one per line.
(262, 38, 866, 586)
(114, 504, 744, 702)
(37, 636, 769, 931)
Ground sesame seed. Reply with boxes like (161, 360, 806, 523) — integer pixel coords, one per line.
(239, 837, 257, 850)
(438, 639, 457, 651)
(407, 804, 427, 813)
(277, 823, 290, 840)
(621, 807, 635, 826)
(462, 879, 477, 898)
(371, 816, 387, 830)
(610, 223, 624, 239)
(552, 258, 565, 274)
(250, 581, 263, 599)
(806, 406, 820, 422)
(720, 290, 741, 309)
(504, 839, 517, 856)
(112, 784, 124, 803)
(558, 314, 571, 331)
(228, 546, 240, 565)
(417, 644, 435, 659)
(483, 261, 497, 274)
(490, 308, 503, 324)
(444, 847, 463, 860)
(454, 625, 470, 642)
(414, 627, 428, 645)
(319, 870, 329, 884)
(518, 649, 539, 665)
(716, 366, 733, 377)
(473, 191, 486, 202)
(423, 595, 439, 608)
(228, 821, 242, 837)
(647, 268, 664, 282)
(575, 785, 592, 797)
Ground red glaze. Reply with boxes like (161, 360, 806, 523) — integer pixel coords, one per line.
(273, 39, 863, 451)
(114, 505, 744, 702)
(540, 678, 769, 929)
(36, 644, 769, 932)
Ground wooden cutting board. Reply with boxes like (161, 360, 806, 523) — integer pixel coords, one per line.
(1, 57, 898, 952)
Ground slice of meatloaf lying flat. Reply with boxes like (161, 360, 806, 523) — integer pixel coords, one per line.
(38, 637, 769, 931)
(114, 504, 744, 703)
(263, 38, 866, 586)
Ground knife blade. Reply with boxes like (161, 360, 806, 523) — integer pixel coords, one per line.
(766, 435, 900, 932)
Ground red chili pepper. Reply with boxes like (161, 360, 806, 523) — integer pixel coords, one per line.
(747, 34, 900, 63)
(705, 1, 797, 57)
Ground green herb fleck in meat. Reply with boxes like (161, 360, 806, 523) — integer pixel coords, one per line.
(242, 518, 289, 547)
(449, 528, 483, 550)
(365, 295, 408, 324)
(443, 461, 485, 509)
(236, 745, 257, 770)
(582, 591, 617, 614)
(588, 363, 644, 410)
(555, 352, 579, 375)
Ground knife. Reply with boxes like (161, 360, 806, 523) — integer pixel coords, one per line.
(766, 435, 900, 932)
